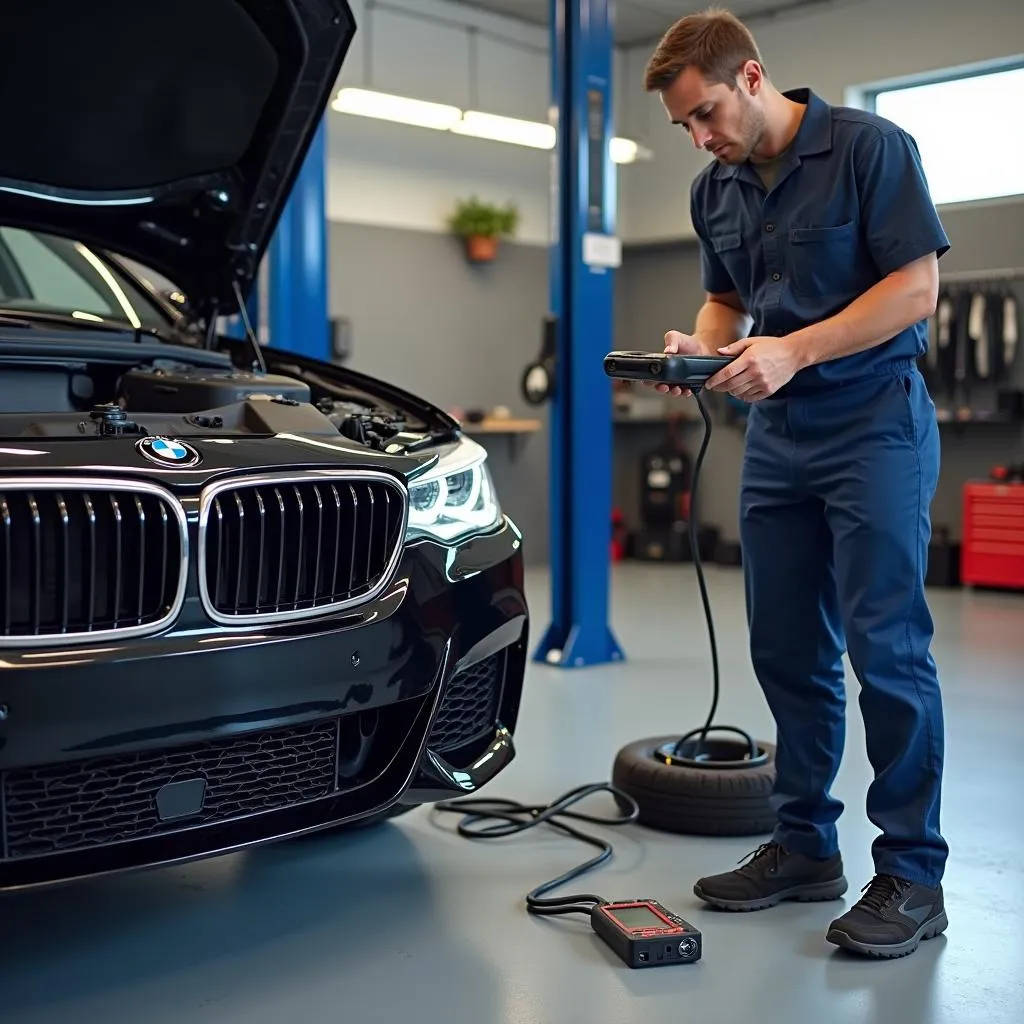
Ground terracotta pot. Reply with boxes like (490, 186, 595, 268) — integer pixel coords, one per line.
(466, 234, 499, 262)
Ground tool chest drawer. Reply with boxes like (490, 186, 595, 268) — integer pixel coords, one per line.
(961, 483, 1024, 590)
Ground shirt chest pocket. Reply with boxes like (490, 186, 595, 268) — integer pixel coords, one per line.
(710, 230, 752, 299)
(788, 221, 860, 299)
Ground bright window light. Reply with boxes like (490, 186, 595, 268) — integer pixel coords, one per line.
(872, 66, 1024, 205)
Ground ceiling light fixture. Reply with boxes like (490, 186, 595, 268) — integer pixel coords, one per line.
(331, 88, 648, 163)
(331, 87, 462, 130)
(452, 110, 557, 149)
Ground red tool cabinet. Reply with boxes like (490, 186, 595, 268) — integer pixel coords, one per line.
(960, 482, 1024, 590)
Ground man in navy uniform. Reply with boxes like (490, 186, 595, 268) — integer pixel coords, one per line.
(643, 8, 949, 959)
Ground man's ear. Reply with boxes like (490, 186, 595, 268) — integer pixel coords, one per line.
(741, 60, 764, 95)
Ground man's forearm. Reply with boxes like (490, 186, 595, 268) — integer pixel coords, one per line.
(789, 254, 939, 369)
(694, 296, 752, 355)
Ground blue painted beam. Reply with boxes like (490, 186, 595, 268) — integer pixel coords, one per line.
(268, 117, 330, 360)
(533, 0, 623, 669)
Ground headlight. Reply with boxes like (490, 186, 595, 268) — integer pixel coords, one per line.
(405, 438, 502, 543)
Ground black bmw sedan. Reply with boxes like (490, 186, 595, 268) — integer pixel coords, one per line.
(0, 0, 529, 891)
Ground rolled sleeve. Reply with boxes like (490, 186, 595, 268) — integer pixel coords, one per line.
(690, 188, 736, 295)
(856, 128, 951, 277)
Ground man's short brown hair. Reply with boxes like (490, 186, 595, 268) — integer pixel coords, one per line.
(643, 7, 764, 92)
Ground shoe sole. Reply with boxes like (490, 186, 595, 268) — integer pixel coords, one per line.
(825, 910, 949, 959)
(693, 876, 849, 912)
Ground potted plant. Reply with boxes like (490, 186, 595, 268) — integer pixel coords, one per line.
(446, 196, 519, 262)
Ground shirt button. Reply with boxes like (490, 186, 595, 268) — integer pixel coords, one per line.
(765, 222, 775, 232)
(772, 272, 781, 281)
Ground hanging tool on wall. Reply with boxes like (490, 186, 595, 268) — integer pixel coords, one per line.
(521, 313, 558, 406)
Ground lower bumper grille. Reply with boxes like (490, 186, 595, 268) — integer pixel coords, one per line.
(1, 719, 338, 860)
(428, 651, 505, 753)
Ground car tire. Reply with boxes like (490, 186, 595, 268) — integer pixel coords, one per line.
(610, 735, 777, 837)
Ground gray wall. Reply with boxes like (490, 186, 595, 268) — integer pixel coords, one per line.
(328, 222, 551, 565)
(328, 200, 1023, 567)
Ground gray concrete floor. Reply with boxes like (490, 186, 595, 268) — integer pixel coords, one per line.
(2, 563, 1022, 1023)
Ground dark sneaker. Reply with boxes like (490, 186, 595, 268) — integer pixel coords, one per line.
(825, 874, 948, 958)
(693, 841, 848, 912)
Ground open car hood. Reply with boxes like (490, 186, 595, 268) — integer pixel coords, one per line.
(0, 0, 355, 317)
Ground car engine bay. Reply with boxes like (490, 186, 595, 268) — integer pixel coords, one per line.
(0, 338, 449, 453)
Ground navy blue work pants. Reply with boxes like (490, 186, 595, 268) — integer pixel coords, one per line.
(739, 363, 947, 888)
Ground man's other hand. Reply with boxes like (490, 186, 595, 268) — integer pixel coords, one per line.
(706, 336, 804, 402)
(644, 330, 705, 397)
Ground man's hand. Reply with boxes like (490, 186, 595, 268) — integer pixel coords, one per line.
(705, 336, 805, 402)
(644, 330, 706, 397)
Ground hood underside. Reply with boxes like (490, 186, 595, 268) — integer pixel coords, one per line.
(0, 0, 355, 315)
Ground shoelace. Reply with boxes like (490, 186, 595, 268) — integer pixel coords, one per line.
(856, 874, 913, 914)
(736, 841, 782, 874)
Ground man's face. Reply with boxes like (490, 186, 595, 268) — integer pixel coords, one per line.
(660, 63, 766, 164)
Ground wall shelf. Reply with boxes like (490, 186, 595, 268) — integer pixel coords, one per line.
(460, 417, 541, 459)
(461, 417, 541, 434)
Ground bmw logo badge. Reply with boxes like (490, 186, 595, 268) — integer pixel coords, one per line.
(136, 436, 202, 469)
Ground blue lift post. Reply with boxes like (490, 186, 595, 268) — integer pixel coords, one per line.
(267, 117, 331, 361)
(533, 0, 624, 669)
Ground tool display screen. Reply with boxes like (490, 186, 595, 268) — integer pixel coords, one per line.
(610, 905, 668, 929)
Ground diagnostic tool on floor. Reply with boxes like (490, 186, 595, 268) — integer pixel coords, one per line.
(591, 899, 702, 968)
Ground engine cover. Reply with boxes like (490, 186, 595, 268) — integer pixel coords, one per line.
(120, 363, 311, 413)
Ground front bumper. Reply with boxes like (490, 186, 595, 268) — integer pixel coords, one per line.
(0, 518, 528, 892)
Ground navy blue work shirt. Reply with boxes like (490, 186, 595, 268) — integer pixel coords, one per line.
(689, 87, 950, 395)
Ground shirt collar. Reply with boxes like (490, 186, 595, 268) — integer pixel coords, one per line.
(711, 87, 833, 180)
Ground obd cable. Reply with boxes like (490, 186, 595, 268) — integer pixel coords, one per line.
(433, 389, 732, 967)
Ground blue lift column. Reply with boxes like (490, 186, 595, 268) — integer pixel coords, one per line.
(267, 117, 331, 360)
(533, 0, 624, 669)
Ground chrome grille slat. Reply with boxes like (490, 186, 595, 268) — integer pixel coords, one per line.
(198, 471, 408, 626)
(1, 498, 11, 635)
(347, 483, 358, 594)
(58, 494, 70, 633)
(110, 494, 122, 628)
(0, 478, 188, 647)
(134, 495, 145, 626)
(29, 494, 41, 635)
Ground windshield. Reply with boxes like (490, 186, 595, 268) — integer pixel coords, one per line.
(0, 227, 169, 332)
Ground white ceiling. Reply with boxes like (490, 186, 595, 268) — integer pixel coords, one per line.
(447, 0, 836, 47)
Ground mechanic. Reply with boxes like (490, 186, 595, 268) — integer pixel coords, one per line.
(641, 9, 950, 958)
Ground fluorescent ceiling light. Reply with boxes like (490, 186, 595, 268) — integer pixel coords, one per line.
(332, 87, 462, 130)
(331, 88, 646, 162)
(452, 110, 556, 149)
(609, 137, 638, 164)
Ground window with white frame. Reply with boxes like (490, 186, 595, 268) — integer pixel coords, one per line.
(868, 64, 1024, 206)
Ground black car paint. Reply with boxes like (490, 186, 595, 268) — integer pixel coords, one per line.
(0, 519, 528, 891)
(0, 0, 358, 313)
(0, 0, 528, 892)
(0, 268, 529, 894)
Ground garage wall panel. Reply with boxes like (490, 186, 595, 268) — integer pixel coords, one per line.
(326, 220, 552, 565)
(325, 0, 634, 244)
(366, 6, 472, 109)
(473, 35, 550, 122)
(325, 114, 552, 243)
